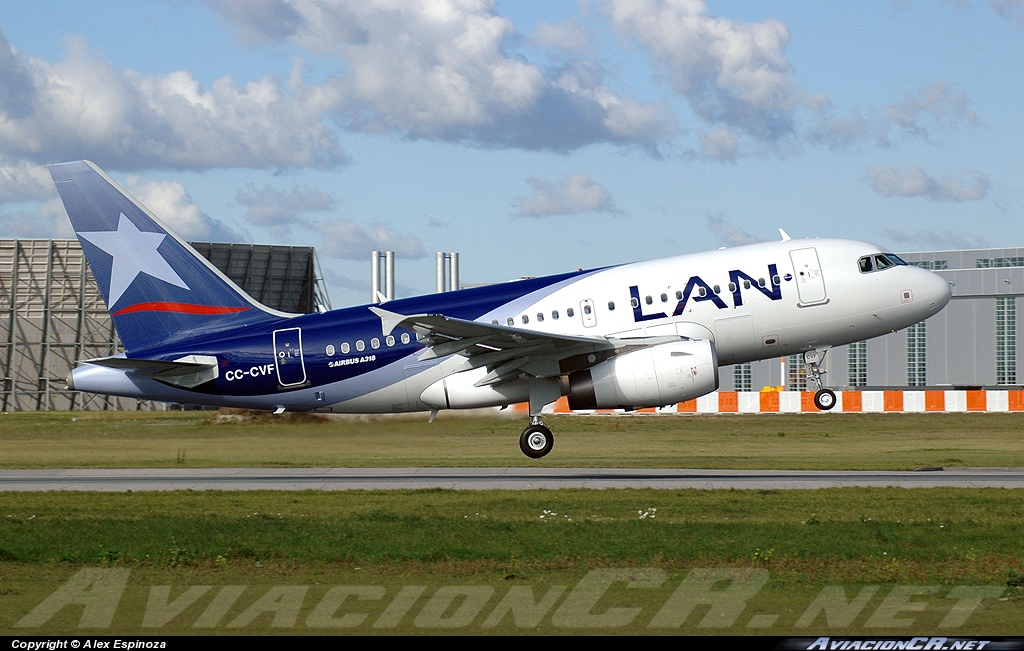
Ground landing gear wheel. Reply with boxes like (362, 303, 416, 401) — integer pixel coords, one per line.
(520, 424, 554, 459)
(814, 388, 837, 411)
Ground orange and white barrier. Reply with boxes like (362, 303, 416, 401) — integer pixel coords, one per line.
(516, 390, 1024, 415)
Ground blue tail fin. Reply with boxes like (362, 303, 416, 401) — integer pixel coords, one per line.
(49, 160, 290, 352)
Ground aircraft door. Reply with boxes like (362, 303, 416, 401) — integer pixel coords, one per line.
(273, 327, 307, 387)
(579, 299, 597, 328)
(789, 247, 827, 305)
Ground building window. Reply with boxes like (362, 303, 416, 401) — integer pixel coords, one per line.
(997, 297, 1017, 385)
(734, 363, 752, 392)
(910, 260, 948, 270)
(848, 340, 867, 387)
(907, 322, 927, 386)
(977, 257, 1024, 268)
(787, 356, 807, 391)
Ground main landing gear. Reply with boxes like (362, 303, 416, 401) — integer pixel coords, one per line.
(804, 348, 836, 411)
(520, 416, 553, 458)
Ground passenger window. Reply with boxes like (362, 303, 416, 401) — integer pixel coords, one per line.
(675, 290, 683, 300)
(645, 295, 653, 305)
(386, 335, 395, 346)
(758, 278, 765, 287)
(326, 345, 335, 356)
(728, 282, 737, 292)
(744, 280, 751, 289)
(356, 340, 365, 352)
(552, 310, 559, 320)
(522, 315, 529, 324)
(370, 338, 380, 349)
(537, 312, 544, 322)
(698, 287, 707, 297)
(401, 333, 410, 344)
(630, 297, 639, 308)
(713, 285, 721, 294)
(491, 319, 498, 325)
(341, 342, 350, 354)
(507, 317, 514, 326)
(584, 304, 592, 315)
(660, 293, 668, 302)
(772, 275, 780, 285)
(607, 301, 615, 311)
(567, 307, 575, 317)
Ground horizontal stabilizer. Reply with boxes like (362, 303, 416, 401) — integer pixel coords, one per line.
(83, 354, 219, 388)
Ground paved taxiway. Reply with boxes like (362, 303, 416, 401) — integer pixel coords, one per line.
(1, 467, 1023, 491)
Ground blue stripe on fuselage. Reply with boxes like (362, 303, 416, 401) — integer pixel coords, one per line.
(125, 267, 611, 402)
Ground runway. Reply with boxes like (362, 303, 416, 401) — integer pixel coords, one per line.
(1, 467, 1023, 491)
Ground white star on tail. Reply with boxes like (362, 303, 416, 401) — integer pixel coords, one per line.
(77, 213, 189, 306)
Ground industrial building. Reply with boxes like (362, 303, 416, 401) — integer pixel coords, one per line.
(0, 239, 330, 411)
(719, 247, 1024, 392)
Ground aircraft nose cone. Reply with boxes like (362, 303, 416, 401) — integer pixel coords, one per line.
(922, 270, 951, 314)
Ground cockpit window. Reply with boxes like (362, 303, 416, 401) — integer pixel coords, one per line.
(859, 252, 908, 274)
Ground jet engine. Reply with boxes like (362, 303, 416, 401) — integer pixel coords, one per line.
(566, 339, 718, 410)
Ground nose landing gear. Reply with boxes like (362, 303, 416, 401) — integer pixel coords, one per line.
(804, 348, 837, 411)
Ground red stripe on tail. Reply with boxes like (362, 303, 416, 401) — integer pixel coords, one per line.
(113, 302, 251, 316)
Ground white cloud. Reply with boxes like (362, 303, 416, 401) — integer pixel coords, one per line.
(317, 218, 424, 260)
(209, 0, 675, 150)
(808, 83, 976, 149)
(707, 213, 759, 246)
(528, 19, 590, 52)
(514, 174, 622, 217)
(866, 165, 989, 202)
(0, 198, 74, 239)
(991, 0, 1024, 26)
(699, 127, 741, 160)
(125, 176, 241, 241)
(880, 83, 976, 144)
(236, 184, 335, 234)
(883, 227, 988, 250)
(0, 30, 346, 171)
(604, 0, 815, 141)
(0, 162, 54, 202)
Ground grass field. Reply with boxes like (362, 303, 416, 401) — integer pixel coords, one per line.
(2, 409, 1024, 469)
(1, 410, 1022, 635)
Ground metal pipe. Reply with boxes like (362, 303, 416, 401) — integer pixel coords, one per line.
(370, 250, 381, 303)
(449, 251, 459, 292)
(385, 251, 395, 300)
(436, 252, 447, 293)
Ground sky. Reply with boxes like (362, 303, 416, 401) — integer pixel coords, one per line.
(2, 0, 1023, 308)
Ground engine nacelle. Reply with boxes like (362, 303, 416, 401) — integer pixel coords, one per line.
(567, 340, 718, 410)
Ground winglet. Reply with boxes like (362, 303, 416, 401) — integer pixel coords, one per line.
(779, 228, 792, 242)
(369, 306, 406, 336)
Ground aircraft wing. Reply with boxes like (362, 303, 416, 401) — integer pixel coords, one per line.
(370, 306, 682, 386)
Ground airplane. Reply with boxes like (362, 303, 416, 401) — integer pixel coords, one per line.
(50, 160, 952, 458)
